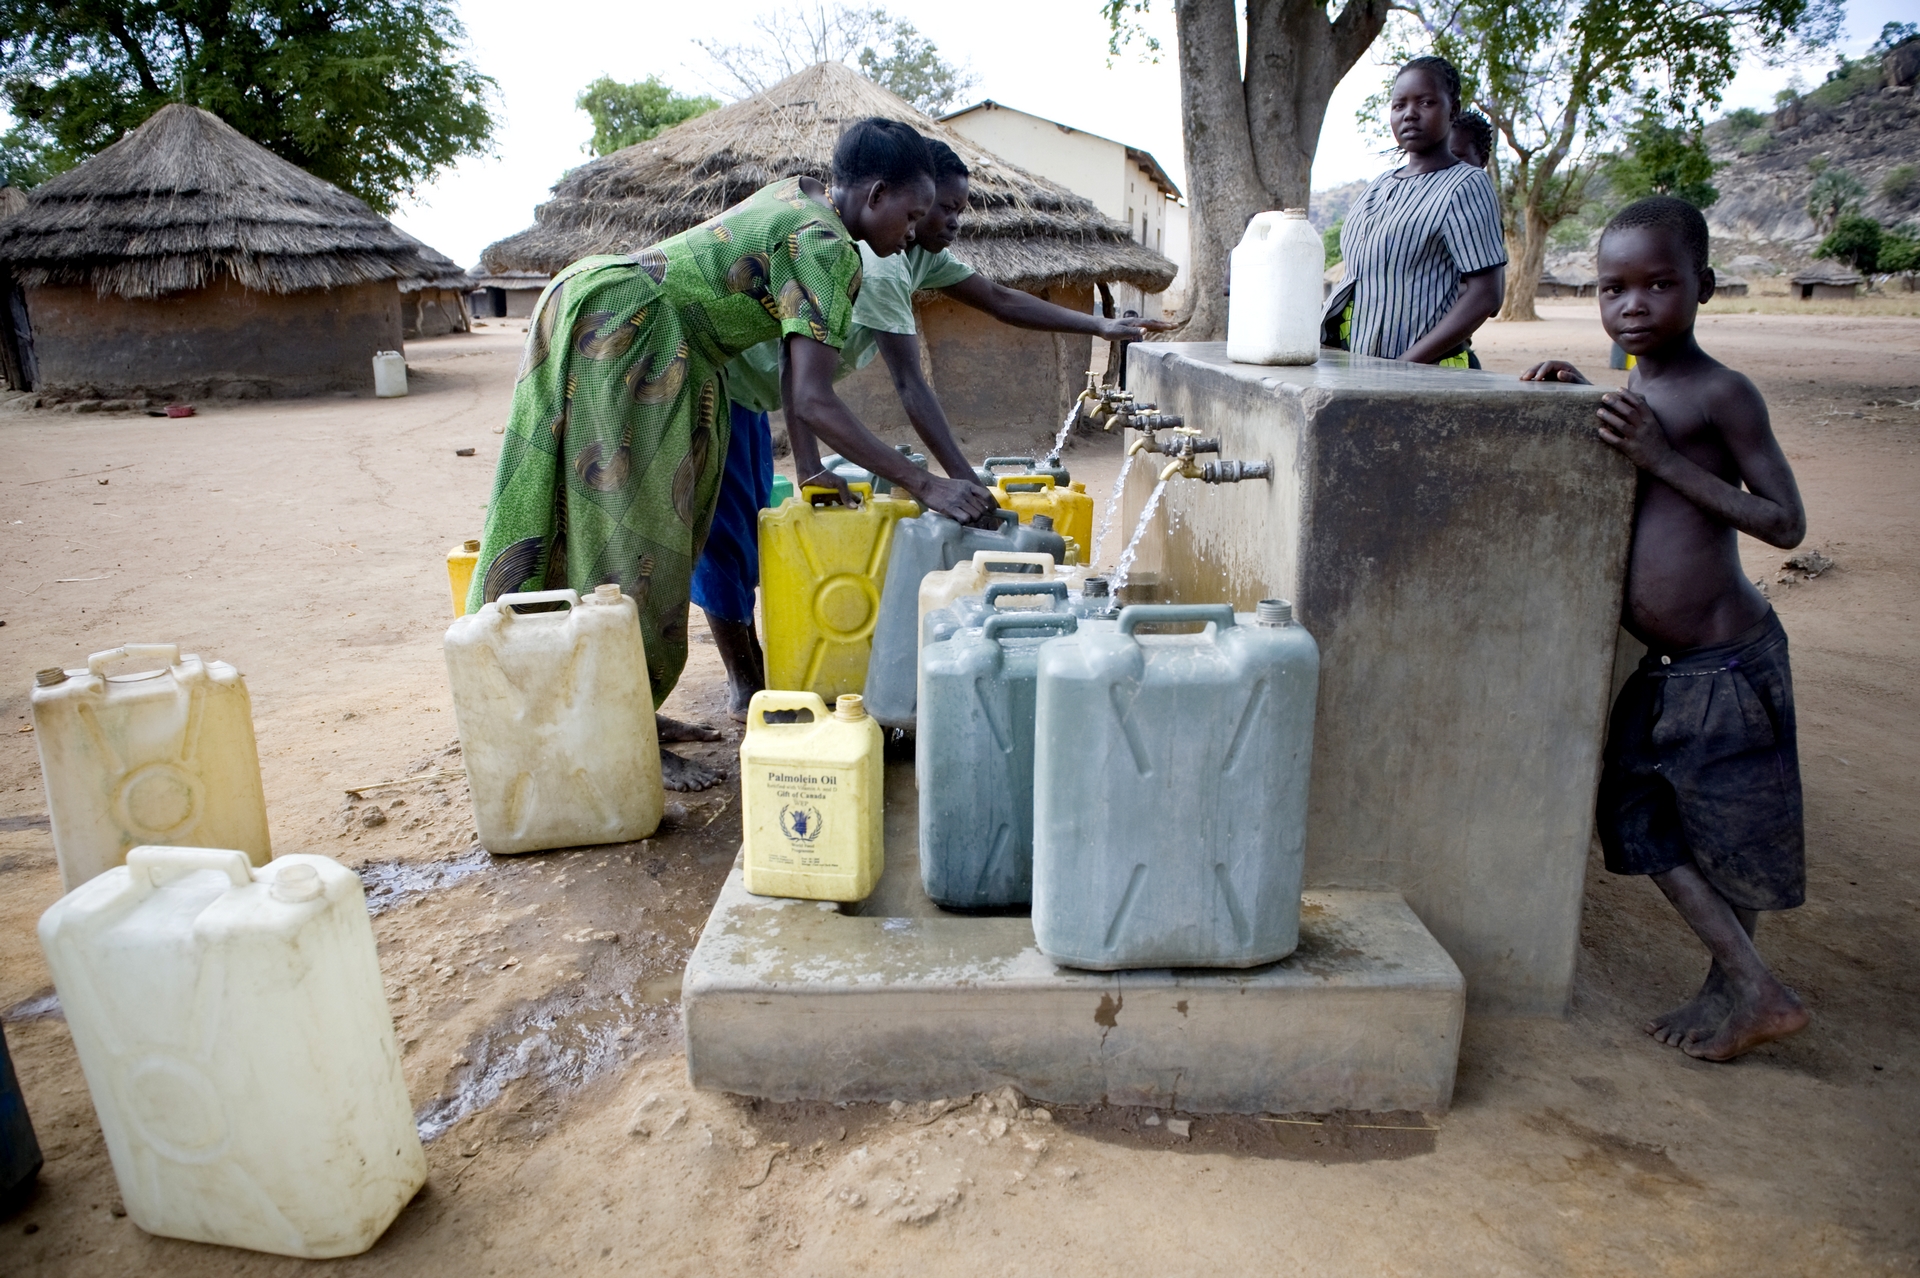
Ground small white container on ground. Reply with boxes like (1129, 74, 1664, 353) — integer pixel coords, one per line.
(372, 350, 408, 397)
(31, 644, 271, 892)
(37, 847, 427, 1258)
(1226, 209, 1324, 365)
(444, 585, 662, 854)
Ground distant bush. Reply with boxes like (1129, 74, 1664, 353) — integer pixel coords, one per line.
(1882, 164, 1918, 204)
(1807, 168, 1867, 233)
(1725, 107, 1767, 131)
(1738, 132, 1775, 156)
(1880, 226, 1920, 274)
(1816, 214, 1883, 273)
(1323, 219, 1343, 268)
(1806, 53, 1884, 109)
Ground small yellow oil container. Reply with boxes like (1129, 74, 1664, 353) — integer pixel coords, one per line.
(994, 476, 1094, 564)
(740, 691, 884, 901)
(759, 484, 917, 698)
(447, 539, 480, 617)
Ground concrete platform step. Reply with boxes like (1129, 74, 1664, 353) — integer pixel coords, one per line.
(684, 853, 1465, 1114)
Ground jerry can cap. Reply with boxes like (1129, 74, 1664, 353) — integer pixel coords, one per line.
(833, 694, 868, 721)
(463, 538, 481, 552)
(1256, 598, 1294, 627)
(36, 667, 67, 687)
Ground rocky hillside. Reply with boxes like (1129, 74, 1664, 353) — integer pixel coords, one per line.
(1708, 80, 1920, 248)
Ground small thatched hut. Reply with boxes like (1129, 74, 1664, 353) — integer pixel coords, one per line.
(398, 233, 473, 339)
(479, 62, 1175, 442)
(1791, 266, 1863, 301)
(0, 104, 461, 398)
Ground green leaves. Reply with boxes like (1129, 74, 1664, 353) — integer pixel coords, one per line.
(0, 0, 496, 212)
(1806, 167, 1866, 234)
(1604, 108, 1719, 209)
(1814, 212, 1882, 273)
(576, 77, 718, 157)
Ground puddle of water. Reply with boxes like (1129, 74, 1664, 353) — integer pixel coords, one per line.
(358, 846, 493, 916)
(413, 981, 679, 1143)
(3, 991, 62, 1022)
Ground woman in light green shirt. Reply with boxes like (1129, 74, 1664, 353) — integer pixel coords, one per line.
(695, 139, 1167, 715)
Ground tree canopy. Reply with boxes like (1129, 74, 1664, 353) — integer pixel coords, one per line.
(1603, 109, 1719, 210)
(576, 76, 718, 157)
(695, 2, 977, 114)
(0, 0, 495, 213)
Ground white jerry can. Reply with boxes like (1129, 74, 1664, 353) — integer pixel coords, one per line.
(1226, 209, 1324, 366)
(31, 644, 271, 893)
(37, 847, 427, 1258)
(1032, 601, 1320, 969)
(443, 586, 663, 854)
(372, 350, 408, 397)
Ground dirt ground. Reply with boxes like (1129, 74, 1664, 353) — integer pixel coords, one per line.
(0, 303, 1915, 1275)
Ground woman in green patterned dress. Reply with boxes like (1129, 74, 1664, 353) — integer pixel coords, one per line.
(470, 119, 992, 789)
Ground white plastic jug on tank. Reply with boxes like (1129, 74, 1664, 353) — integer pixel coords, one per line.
(37, 847, 427, 1258)
(1226, 209, 1323, 365)
(31, 645, 271, 892)
(444, 585, 663, 854)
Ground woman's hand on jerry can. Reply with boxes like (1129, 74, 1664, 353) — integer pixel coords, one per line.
(800, 466, 858, 507)
(913, 473, 998, 525)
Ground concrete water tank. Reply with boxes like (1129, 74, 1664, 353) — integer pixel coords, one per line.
(1121, 344, 1633, 1014)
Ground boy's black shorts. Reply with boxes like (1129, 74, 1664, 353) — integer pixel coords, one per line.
(1597, 610, 1805, 911)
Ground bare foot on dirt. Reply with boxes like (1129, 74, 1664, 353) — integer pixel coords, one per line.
(661, 747, 725, 791)
(1647, 964, 1734, 1047)
(656, 713, 724, 744)
(1682, 986, 1811, 1062)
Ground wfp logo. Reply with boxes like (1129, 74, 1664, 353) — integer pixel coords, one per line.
(780, 804, 823, 845)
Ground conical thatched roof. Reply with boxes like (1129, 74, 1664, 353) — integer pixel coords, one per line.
(0, 103, 455, 299)
(481, 62, 1175, 294)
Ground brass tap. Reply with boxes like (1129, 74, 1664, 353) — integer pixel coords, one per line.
(1160, 457, 1273, 483)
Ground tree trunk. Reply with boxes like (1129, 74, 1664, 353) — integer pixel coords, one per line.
(1498, 206, 1549, 321)
(1172, 0, 1388, 340)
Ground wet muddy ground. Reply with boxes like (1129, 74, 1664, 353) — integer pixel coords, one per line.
(0, 312, 1916, 1274)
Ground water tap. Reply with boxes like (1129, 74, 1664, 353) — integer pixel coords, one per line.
(1159, 457, 1274, 484)
(1128, 428, 1219, 460)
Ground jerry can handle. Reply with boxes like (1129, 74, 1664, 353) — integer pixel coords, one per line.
(996, 473, 1057, 491)
(804, 482, 873, 508)
(1116, 603, 1236, 638)
(87, 643, 181, 677)
(497, 589, 582, 618)
(969, 550, 1056, 569)
(989, 509, 1019, 529)
(981, 456, 1036, 472)
(983, 581, 1068, 606)
(126, 845, 254, 891)
(746, 689, 830, 727)
(982, 612, 1078, 643)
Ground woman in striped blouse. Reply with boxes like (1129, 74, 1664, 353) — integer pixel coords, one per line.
(1323, 56, 1507, 365)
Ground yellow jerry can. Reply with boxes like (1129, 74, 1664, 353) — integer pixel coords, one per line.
(740, 691, 884, 902)
(447, 539, 480, 618)
(993, 475, 1093, 564)
(759, 484, 918, 698)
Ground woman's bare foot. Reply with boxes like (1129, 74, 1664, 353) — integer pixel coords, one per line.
(1681, 984, 1810, 1062)
(661, 747, 725, 791)
(1647, 964, 1733, 1047)
(656, 713, 723, 744)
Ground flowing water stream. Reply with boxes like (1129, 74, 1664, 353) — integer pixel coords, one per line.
(1111, 477, 1170, 594)
(1043, 406, 1078, 468)
(1092, 450, 1136, 567)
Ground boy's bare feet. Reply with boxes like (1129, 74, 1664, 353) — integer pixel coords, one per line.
(656, 713, 723, 743)
(661, 747, 725, 791)
(1647, 962, 1734, 1047)
(1681, 984, 1810, 1062)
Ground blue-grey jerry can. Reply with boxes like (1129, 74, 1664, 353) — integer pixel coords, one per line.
(864, 511, 1066, 730)
(1032, 601, 1319, 969)
(917, 600, 1079, 909)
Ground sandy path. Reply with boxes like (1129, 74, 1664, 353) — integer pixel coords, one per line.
(0, 310, 1915, 1274)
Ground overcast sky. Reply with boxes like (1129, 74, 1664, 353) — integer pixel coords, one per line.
(392, 0, 1911, 269)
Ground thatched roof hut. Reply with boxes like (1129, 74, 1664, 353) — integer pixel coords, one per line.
(482, 62, 1174, 447)
(481, 61, 1174, 295)
(0, 103, 463, 397)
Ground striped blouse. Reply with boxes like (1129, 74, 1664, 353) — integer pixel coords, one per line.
(1325, 162, 1507, 359)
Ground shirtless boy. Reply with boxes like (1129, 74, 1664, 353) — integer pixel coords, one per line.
(1522, 196, 1811, 1061)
